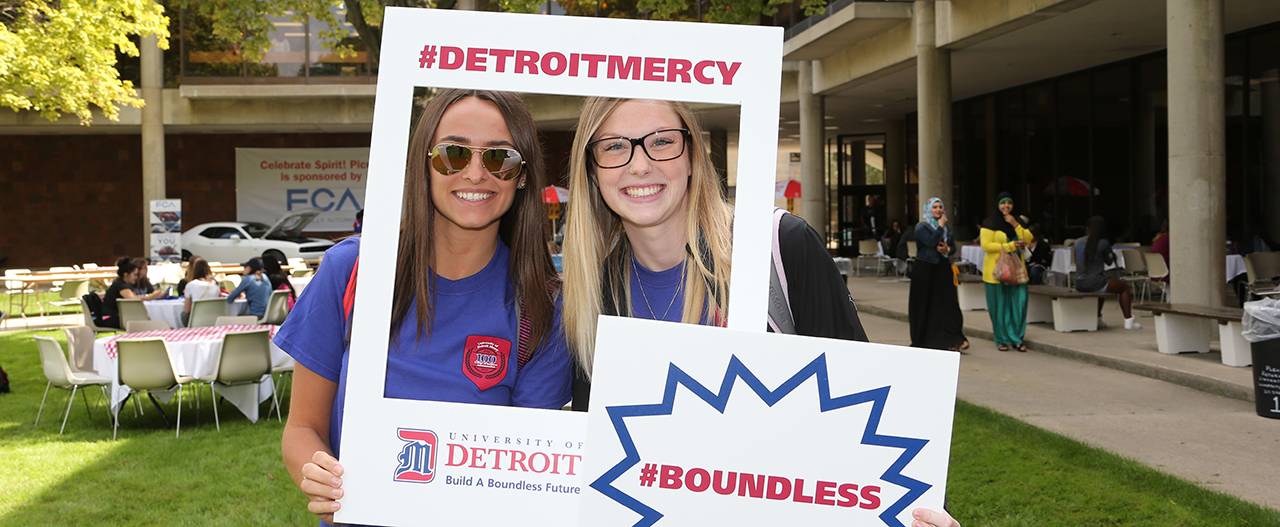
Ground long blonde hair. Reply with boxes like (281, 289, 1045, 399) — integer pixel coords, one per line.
(562, 98, 733, 378)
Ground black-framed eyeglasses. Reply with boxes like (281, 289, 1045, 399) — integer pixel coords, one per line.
(428, 143, 525, 180)
(586, 128, 690, 169)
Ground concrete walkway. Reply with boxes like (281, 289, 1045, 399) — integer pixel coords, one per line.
(846, 276, 1279, 510)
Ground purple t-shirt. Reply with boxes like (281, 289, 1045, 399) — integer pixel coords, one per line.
(629, 257, 689, 323)
(273, 237, 572, 459)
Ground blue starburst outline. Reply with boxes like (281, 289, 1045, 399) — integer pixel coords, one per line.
(589, 353, 932, 527)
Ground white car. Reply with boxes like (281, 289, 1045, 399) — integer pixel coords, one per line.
(181, 211, 336, 264)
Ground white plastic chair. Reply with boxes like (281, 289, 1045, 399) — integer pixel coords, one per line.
(79, 296, 116, 333)
(188, 298, 228, 328)
(50, 280, 90, 309)
(114, 338, 193, 439)
(260, 290, 290, 325)
(47, 266, 75, 291)
(33, 336, 110, 435)
(126, 320, 171, 332)
(64, 326, 98, 374)
(855, 239, 881, 276)
(215, 315, 260, 326)
(116, 299, 151, 330)
(1119, 248, 1149, 299)
(1143, 252, 1170, 303)
(209, 329, 278, 429)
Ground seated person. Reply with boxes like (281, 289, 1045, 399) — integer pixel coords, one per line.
(182, 257, 221, 325)
(227, 257, 271, 319)
(1073, 216, 1141, 330)
(128, 257, 165, 299)
(262, 255, 297, 306)
(99, 257, 147, 329)
(1024, 220, 1052, 285)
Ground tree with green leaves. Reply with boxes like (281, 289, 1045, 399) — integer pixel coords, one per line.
(0, 0, 169, 124)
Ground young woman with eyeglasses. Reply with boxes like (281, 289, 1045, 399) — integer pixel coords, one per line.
(275, 89, 572, 525)
(559, 98, 959, 527)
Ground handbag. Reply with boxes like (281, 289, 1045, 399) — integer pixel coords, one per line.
(994, 251, 1029, 285)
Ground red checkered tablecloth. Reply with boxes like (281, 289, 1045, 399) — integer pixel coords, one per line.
(103, 324, 278, 359)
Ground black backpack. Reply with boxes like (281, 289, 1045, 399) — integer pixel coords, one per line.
(0, 366, 10, 394)
(81, 293, 111, 326)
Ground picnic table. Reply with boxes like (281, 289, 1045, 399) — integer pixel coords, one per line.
(93, 324, 292, 422)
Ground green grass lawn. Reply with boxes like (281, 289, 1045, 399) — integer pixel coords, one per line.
(0, 328, 1277, 526)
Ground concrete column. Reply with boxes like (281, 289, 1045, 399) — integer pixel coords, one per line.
(141, 34, 165, 257)
(915, 0, 953, 211)
(984, 95, 998, 210)
(799, 60, 827, 237)
(1167, 0, 1225, 307)
(884, 118, 906, 223)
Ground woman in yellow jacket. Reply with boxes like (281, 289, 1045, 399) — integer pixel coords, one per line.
(980, 192, 1034, 351)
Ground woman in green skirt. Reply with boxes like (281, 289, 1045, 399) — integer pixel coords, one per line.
(980, 192, 1033, 351)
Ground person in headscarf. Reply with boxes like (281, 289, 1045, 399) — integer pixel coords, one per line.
(908, 197, 968, 351)
(980, 192, 1034, 351)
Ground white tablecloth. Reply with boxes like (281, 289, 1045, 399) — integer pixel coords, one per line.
(144, 298, 248, 329)
(1051, 249, 1246, 283)
(1050, 247, 1126, 275)
(288, 275, 312, 294)
(93, 325, 292, 423)
(1227, 254, 1246, 282)
(959, 245, 985, 270)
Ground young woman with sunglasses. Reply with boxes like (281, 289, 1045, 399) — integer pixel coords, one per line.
(559, 98, 959, 527)
(276, 90, 571, 525)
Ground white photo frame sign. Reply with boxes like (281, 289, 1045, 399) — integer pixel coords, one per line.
(336, 8, 782, 526)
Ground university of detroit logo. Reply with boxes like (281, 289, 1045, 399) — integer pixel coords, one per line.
(393, 428, 438, 484)
(462, 335, 511, 391)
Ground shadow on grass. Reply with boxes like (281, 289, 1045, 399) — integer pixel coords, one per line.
(0, 330, 312, 525)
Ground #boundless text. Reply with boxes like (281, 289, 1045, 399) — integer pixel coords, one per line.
(639, 463, 882, 510)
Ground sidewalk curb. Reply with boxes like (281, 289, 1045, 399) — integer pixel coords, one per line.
(856, 304, 1254, 402)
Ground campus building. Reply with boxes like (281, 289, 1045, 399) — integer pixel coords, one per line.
(783, 0, 1280, 309)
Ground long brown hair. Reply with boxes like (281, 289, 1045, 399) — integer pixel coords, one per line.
(185, 257, 211, 281)
(393, 89, 556, 349)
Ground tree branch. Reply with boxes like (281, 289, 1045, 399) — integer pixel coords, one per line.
(344, 0, 381, 68)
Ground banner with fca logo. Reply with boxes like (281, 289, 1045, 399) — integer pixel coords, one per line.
(393, 428, 438, 483)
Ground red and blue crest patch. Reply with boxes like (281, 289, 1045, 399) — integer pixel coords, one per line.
(462, 335, 511, 391)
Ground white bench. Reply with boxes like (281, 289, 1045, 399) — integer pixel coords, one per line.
(1135, 303, 1250, 367)
(957, 275, 987, 311)
(1027, 286, 1111, 332)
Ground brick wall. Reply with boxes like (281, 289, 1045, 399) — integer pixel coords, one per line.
(0, 132, 369, 269)
(0, 130, 573, 269)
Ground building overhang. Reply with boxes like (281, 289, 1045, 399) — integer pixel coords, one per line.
(178, 84, 377, 100)
(783, 1, 913, 61)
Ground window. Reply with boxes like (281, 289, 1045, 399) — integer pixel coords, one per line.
(199, 227, 243, 240)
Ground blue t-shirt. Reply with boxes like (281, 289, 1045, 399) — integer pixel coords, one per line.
(273, 237, 572, 459)
(227, 273, 271, 317)
(629, 257, 688, 323)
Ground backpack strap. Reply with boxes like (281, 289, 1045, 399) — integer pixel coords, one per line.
(340, 259, 541, 368)
(767, 208, 796, 334)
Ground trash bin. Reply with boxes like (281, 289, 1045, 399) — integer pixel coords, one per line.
(1243, 298, 1280, 419)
